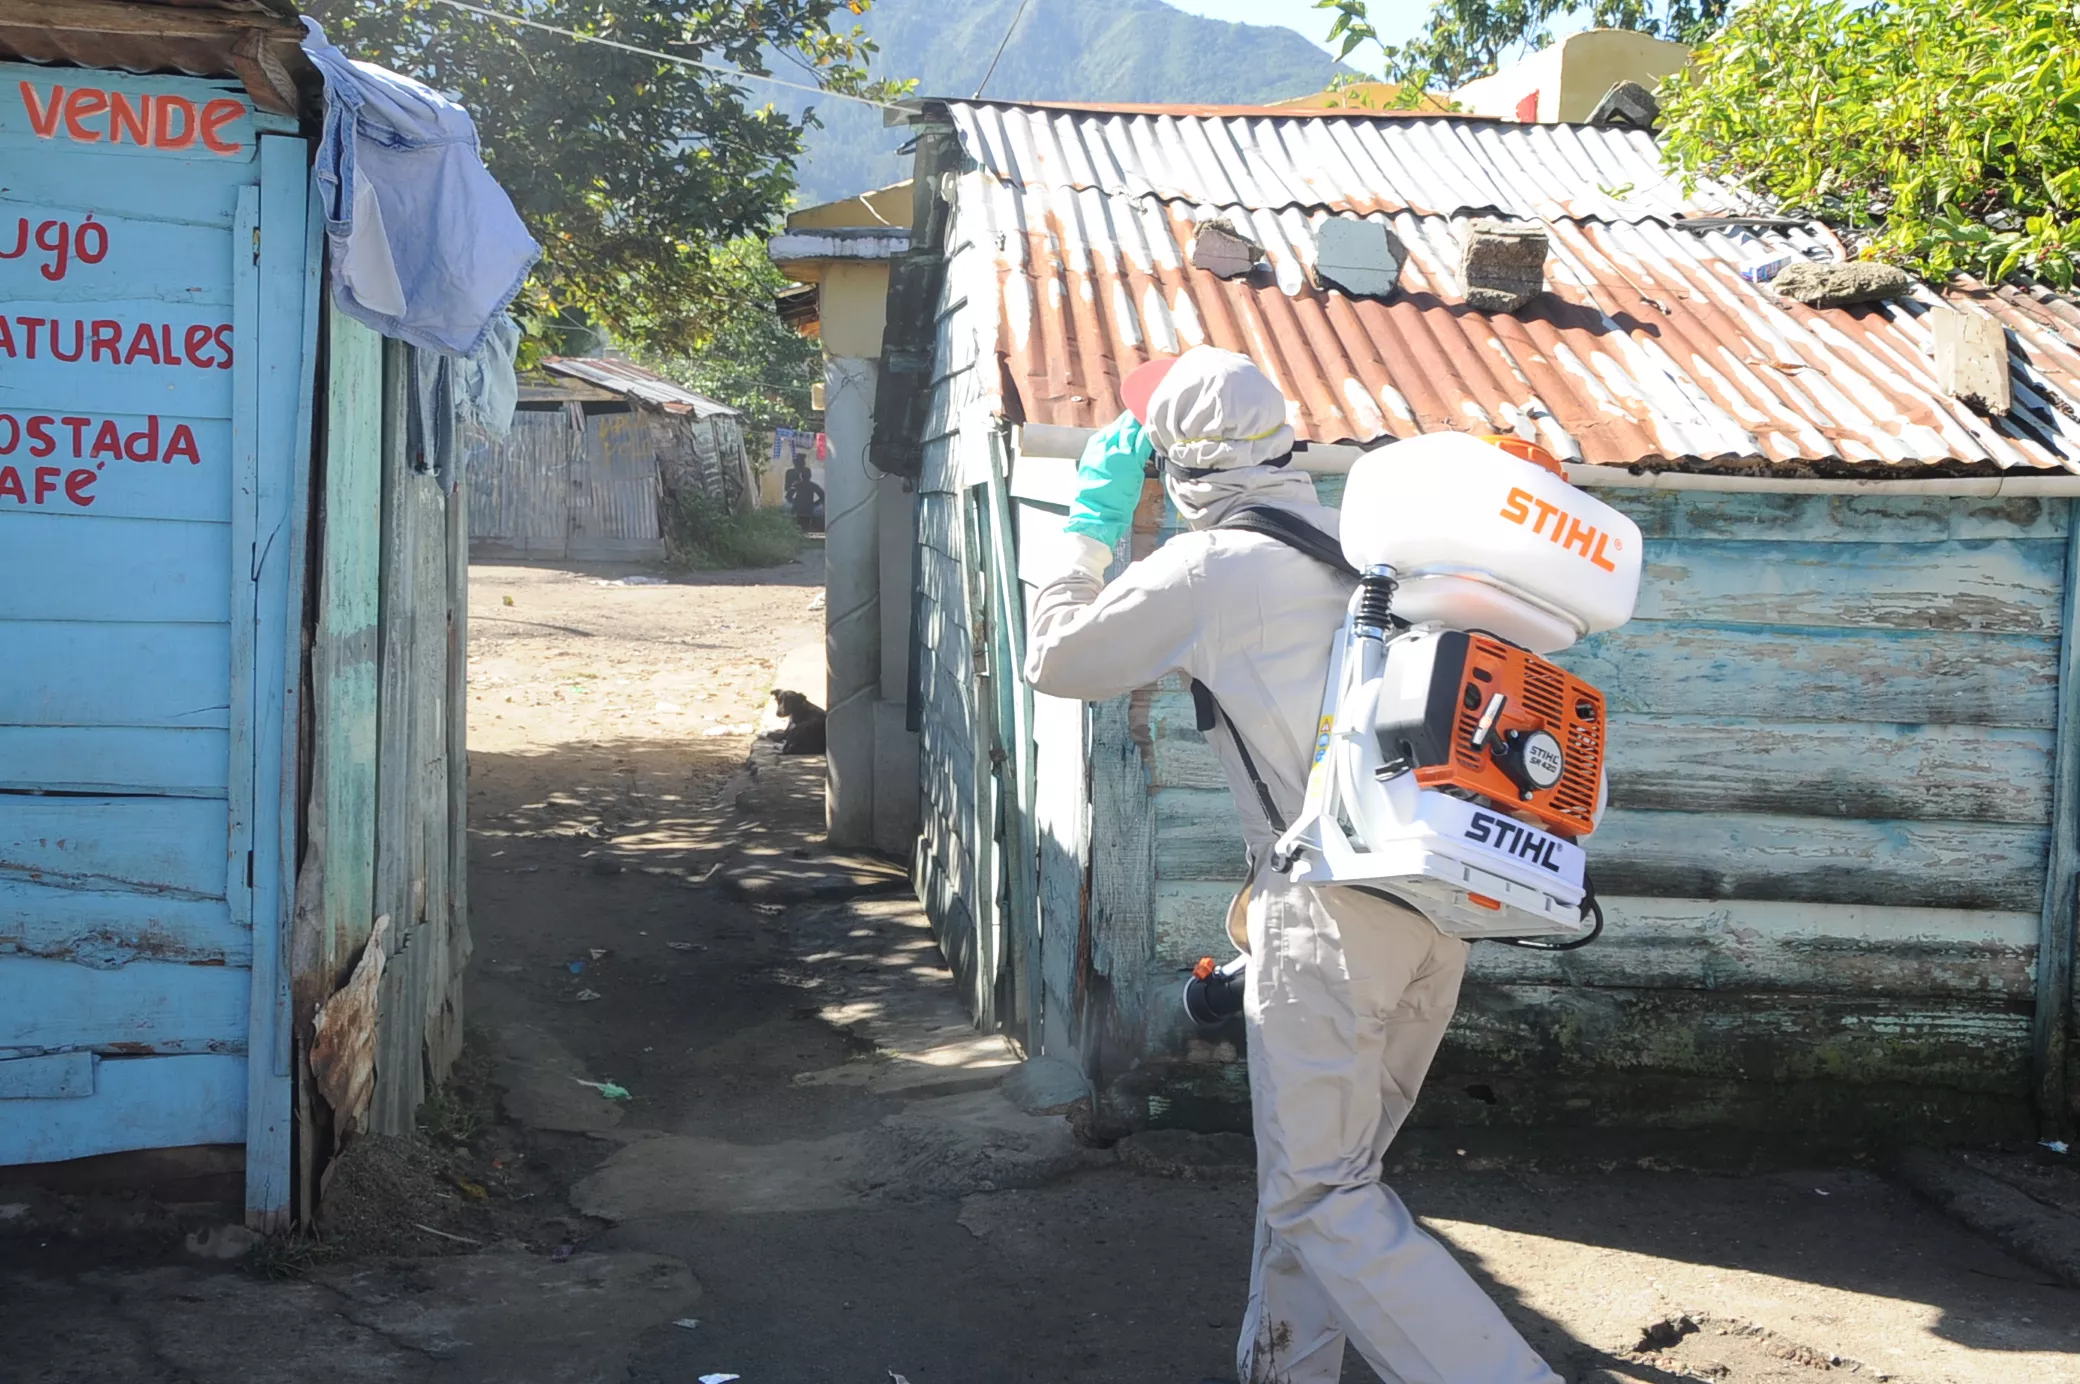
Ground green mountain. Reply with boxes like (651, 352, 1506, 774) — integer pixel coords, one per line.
(784, 0, 1348, 207)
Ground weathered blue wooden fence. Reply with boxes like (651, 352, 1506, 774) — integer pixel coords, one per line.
(0, 65, 312, 1218)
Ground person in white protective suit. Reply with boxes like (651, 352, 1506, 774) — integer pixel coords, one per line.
(1023, 346, 1561, 1384)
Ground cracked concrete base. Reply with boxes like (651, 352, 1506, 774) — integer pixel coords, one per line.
(572, 1089, 1098, 1221)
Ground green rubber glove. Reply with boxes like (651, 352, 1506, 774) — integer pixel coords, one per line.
(1063, 411, 1153, 551)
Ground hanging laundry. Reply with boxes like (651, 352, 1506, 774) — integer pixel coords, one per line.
(300, 19, 540, 357)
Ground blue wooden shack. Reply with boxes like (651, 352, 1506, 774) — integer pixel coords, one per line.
(866, 98, 2080, 1148)
(0, 1, 474, 1227)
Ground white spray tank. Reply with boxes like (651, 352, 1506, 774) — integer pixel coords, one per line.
(1274, 433, 1643, 940)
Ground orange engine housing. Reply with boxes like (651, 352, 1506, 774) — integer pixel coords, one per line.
(1391, 630, 1605, 838)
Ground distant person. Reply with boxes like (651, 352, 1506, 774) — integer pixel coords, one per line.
(784, 457, 824, 532)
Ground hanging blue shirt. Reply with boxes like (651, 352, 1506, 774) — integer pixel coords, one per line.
(300, 18, 540, 357)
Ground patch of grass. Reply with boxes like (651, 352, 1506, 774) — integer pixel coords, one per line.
(664, 491, 804, 570)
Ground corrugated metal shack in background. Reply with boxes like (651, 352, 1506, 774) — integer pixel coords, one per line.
(0, 0, 474, 1228)
(869, 96, 2080, 1151)
(468, 357, 751, 562)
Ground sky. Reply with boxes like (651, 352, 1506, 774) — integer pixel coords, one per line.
(1163, 0, 1433, 58)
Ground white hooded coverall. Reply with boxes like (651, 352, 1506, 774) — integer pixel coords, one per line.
(1023, 350, 1560, 1384)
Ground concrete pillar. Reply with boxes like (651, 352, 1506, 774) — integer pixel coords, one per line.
(823, 354, 880, 848)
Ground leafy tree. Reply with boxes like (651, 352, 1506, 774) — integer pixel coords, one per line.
(1658, 0, 2080, 288)
(305, 0, 909, 356)
(1314, 0, 1727, 94)
(649, 236, 822, 431)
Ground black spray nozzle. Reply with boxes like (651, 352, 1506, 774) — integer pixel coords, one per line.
(1182, 954, 1249, 1028)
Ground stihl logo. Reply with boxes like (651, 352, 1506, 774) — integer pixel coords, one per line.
(1465, 810, 1564, 873)
(1500, 487, 1619, 573)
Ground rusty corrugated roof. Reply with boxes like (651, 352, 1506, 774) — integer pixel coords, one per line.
(948, 102, 1751, 225)
(940, 100, 2080, 474)
(542, 357, 740, 418)
(0, 0, 312, 114)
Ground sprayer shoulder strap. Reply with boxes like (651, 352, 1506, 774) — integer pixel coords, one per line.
(1215, 505, 1358, 580)
(1189, 507, 1353, 834)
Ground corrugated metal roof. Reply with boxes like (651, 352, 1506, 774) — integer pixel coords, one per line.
(947, 101, 1752, 225)
(938, 101, 2080, 475)
(542, 357, 741, 418)
(0, 0, 312, 115)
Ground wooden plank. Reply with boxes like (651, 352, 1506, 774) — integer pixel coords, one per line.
(1591, 807, 2047, 912)
(244, 133, 309, 1227)
(1557, 624, 2060, 728)
(0, 514, 230, 623)
(0, 1051, 94, 1099)
(0, 955, 248, 1052)
(0, 877, 243, 968)
(0, 417, 233, 523)
(1090, 687, 1158, 1034)
(1153, 884, 2039, 1000)
(2036, 504, 2080, 1136)
(440, 453, 471, 1086)
(0, 620, 228, 726)
(1603, 716, 2055, 825)
(988, 436, 1042, 1044)
(0, 725, 227, 795)
(1151, 712, 2058, 825)
(0, 151, 251, 227)
(309, 312, 383, 986)
(1445, 984, 2029, 1095)
(0, 1053, 244, 1164)
(1634, 539, 2065, 634)
(1032, 689, 1090, 1054)
(0, 795, 227, 897)
(0, 297, 235, 417)
(224, 179, 258, 957)
(410, 474, 456, 1082)
(1611, 489, 2067, 544)
(1467, 895, 2038, 999)
(0, 200, 236, 305)
(367, 343, 425, 1137)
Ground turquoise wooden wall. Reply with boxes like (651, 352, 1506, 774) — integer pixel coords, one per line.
(1103, 485, 2069, 1138)
(0, 66, 311, 1220)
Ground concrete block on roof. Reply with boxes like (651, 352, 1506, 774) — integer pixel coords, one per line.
(1587, 79, 1660, 129)
(1311, 216, 1407, 299)
(1932, 304, 2014, 416)
(1773, 260, 1913, 308)
(1191, 217, 1263, 279)
(1460, 218, 1548, 312)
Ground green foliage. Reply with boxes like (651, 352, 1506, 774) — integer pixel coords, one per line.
(664, 490, 806, 569)
(783, 0, 1349, 204)
(1658, 0, 2080, 289)
(1314, 0, 1726, 91)
(649, 237, 822, 432)
(303, 0, 910, 356)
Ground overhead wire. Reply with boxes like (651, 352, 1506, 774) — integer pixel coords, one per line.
(971, 0, 1034, 99)
(430, 0, 907, 112)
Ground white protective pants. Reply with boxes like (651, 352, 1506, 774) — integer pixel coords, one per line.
(1237, 873, 1562, 1384)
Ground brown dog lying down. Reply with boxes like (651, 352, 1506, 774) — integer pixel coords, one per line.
(764, 689, 827, 754)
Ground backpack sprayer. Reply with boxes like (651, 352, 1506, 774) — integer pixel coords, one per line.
(1183, 432, 1643, 1026)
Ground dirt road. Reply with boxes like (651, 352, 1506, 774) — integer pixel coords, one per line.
(4, 552, 2079, 1384)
